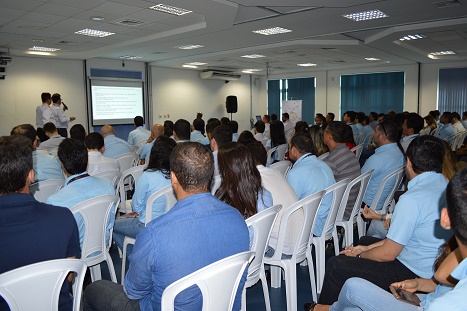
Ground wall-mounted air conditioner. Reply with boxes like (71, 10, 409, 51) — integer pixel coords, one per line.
(200, 70, 241, 81)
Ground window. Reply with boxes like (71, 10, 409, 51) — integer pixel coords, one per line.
(438, 67, 467, 113)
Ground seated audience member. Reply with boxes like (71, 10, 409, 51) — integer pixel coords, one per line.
(83, 142, 249, 311)
(309, 125, 329, 157)
(163, 120, 174, 138)
(307, 167, 467, 311)
(113, 136, 176, 252)
(323, 122, 361, 220)
(343, 111, 359, 136)
(238, 130, 257, 145)
(354, 112, 365, 134)
(294, 121, 309, 135)
(173, 119, 191, 143)
(326, 112, 335, 123)
(361, 115, 374, 147)
(11, 124, 64, 182)
(227, 120, 239, 142)
(437, 112, 456, 140)
(205, 118, 221, 147)
(46, 139, 115, 247)
(246, 141, 299, 257)
(369, 112, 379, 130)
(127, 116, 150, 146)
(266, 120, 287, 163)
(316, 135, 452, 305)
(139, 124, 164, 164)
(271, 113, 278, 121)
(262, 114, 271, 139)
(253, 120, 268, 145)
(400, 113, 424, 152)
(315, 113, 326, 126)
(344, 124, 357, 150)
(452, 112, 465, 134)
(420, 114, 438, 136)
(0, 135, 80, 311)
(70, 123, 87, 141)
(282, 112, 295, 132)
(84, 132, 120, 176)
(220, 116, 230, 125)
(190, 118, 209, 145)
(37, 122, 65, 154)
(462, 111, 467, 129)
(378, 113, 385, 123)
(215, 142, 273, 248)
(287, 133, 335, 236)
(101, 124, 131, 158)
(210, 125, 232, 175)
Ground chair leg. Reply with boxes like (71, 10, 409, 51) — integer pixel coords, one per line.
(259, 266, 272, 311)
(241, 287, 247, 311)
(121, 243, 128, 285)
(344, 223, 353, 249)
(305, 247, 317, 302)
(270, 266, 282, 288)
(316, 239, 325, 294)
(89, 265, 102, 282)
(283, 261, 297, 311)
(332, 231, 340, 256)
(106, 251, 117, 283)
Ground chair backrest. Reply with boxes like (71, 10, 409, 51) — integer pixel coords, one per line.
(350, 143, 364, 160)
(30, 179, 64, 203)
(115, 152, 136, 173)
(266, 146, 278, 167)
(129, 145, 139, 154)
(145, 185, 178, 225)
(270, 191, 326, 261)
(450, 131, 467, 151)
(431, 127, 440, 137)
(275, 144, 288, 162)
(270, 160, 292, 177)
(161, 251, 255, 311)
(285, 128, 294, 142)
(317, 152, 329, 160)
(245, 205, 281, 284)
(211, 174, 222, 195)
(369, 166, 405, 213)
(0, 259, 87, 311)
(336, 170, 373, 223)
(93, 171, 122, 192)
(70, 195, 120, 260)
(119, 165, 146, 208)
(319, 179, 350, 239)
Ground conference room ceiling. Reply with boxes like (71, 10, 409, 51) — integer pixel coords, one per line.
(1, 0, 467, 75)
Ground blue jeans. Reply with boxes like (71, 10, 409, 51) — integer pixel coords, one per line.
(366, 220, 388, 239)
(83, 280, 140, 311)
(330, 277, 422, 311)
(112, 218, 145, 254)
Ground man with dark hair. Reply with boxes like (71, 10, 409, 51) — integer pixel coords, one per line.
(315, 113, 326, 126)
(355, 112, 365, 133)
(128, 116, 150, 146)
(11, 124, 63, 182)
(173, 119, 191, 142)
(343, 111, 358, 136)
(282, 112, 295, 131)
(101, 124, 131, 158)
(190, 118, 208, 144)
(452, 111, 465, 133)
(326, 112, 335, 123)
(400, 113, 424, 152)
(38, 122, 65, 155)
(323, 121, 361, 220)
(220, 116, 230, 125)
(70, 124, 86, 142)
(369, 112, 379, 130)
(83, 142, 249, 311)
(361, 120, 405, 211)
(377, 113, 385, 123)
(436, 112, 456, 139)
(0, 135, 80, 311)
(253, 120, 268, 145)
(318, 135, 451, 305)
(271, 113, 278, 121)
(85, 132, 120, 176)
(361, 115, 374, 148)
(287, 133, 335, 236)
(227, 120, 239, 142)
(36, 92, 52, 142)
(210, 125, 232, 175)
(205, 118, 221, 147)
(50, 93, 76, 138)
(46, 139, 115, 246)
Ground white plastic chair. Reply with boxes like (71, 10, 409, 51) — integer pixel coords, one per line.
(450, 130, 467, 151)
(30, 179, 64, 203)
(211, 174, 222, 195)
(335, 170, 373, 249)
(121, 185, 178, 285)
(357, 166, 405, 237)
(266, 143, 288, 166)
(242, 205, 281, 311)
(93, 170, 122, 192)
(0, 259, 87, 311)
(263, 190, 326, 310)
(118, 165, 145, 212)
(285, 128, 295, 143)
(129, 145, 139, 154)
(70, 194, 120, 283)
(161, 251, 255, 311)
(317, 152, 329, 160)
(270, 160, 292, 177)
(115, 152, 136, 173)
(266, 146, 278, 167)
(350, 143, 364, 160)
(309, 179, 349, 294)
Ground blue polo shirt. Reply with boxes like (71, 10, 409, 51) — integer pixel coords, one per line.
(33, 150, 64, 182)
(103, 135, 131, 158)
(436, 123, 455, 140)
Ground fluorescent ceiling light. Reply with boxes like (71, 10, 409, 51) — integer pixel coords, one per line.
(149, 4, 192, 16)
(297, 63, 317, 67)
(343, 9, 388, 21)
(241, 54, 265, 59)
(90, 16, 105, 21)
(242, 69, 262, 73)
(399, 34, 426, 41)
(74, 29, 114, 37)
(185, 62, 207, 66)
(365, 57, 380, 61)
(430, 50, 455, 56)
(182, 64, 198, 68)
(119, 55, 143, 60)
(26, 51, 53, 56)
(175, 44, 204, 50)
(253, 27, 292, 36)
(28, 46, 60, 52)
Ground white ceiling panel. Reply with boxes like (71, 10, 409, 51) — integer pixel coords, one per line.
(48, 0, 107, 10)
(34, 3, 84, 17)
(91, 2, 144, 16)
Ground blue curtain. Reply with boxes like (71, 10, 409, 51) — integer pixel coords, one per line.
(438, 67, 467, 113)
(267, 80, 281, 117)
(286, 77, 315, 124)
(341, 72, 404, 115)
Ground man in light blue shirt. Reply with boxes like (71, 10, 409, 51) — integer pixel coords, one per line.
(362, 120, 405, 211)
(47, 139, 116, 247)
(287, 133, 335, 236)
(127, 116, 150, 146)
(139, 124, 164, 164)
(101, 124, 131, 158)
(343, 111, 359, 136)
(437, 111, 456, 140)
(400, 113, 423, 152)
(190, 118, 209, 145)
(361, 116, 374, 148)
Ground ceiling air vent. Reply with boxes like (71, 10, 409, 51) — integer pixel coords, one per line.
(432, 0, 461, 8)
(116, 20, 145, 26)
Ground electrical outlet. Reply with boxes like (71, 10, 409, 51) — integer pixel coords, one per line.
(159, 114, 162, 118)
(167, 114, 170, 118)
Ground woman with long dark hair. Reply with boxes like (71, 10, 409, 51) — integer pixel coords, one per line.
(266, 120, 287, 164)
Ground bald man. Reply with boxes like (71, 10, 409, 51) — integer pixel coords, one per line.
(139, 124, 165, 164)
(101, 125, 131, 158)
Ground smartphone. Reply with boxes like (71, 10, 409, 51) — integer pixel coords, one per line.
(389, 285, 421, 306)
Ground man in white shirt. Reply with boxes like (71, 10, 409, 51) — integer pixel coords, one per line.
(282, 113, 295, 132)
(35, 92, 52, 142)
(50, 93, 75, 138)
(452, 112, 465, 134)
(37, 122, 65, 155)
(210, 125, 232, 175)
(127, 116, 150, 146)
(84, 132, 120, 176)
(253, 121, 268, 146)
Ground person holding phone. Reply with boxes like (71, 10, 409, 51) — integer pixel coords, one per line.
(304, 167, 467, 311)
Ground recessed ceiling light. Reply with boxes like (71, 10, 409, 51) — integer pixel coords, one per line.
(430, 50, 456, 56)
(175, 44, 204, 50)
(365, 57, 381, 61)
(252, 27, 292, 36)
(343, 9, 388, 21)
(119, 55, 143, 60)
(242, 69, 262, 73)
(90, 16, 105, 21)
(182, 64, 198, 68)
(74, 29, 114, 37)
(241, 54, 265, 59)
(297, 63, 317, 67)
(185, 62, 207, 66)
(399, 34, 426, 41)
(28, 46, 60, 52)
(32, 39, 44, 43)
(149, 4, 192, 16)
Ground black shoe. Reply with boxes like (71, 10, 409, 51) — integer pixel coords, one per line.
(304, 302, 317, 311)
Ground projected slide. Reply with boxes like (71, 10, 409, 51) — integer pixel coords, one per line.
(91, 85, 144, 125)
